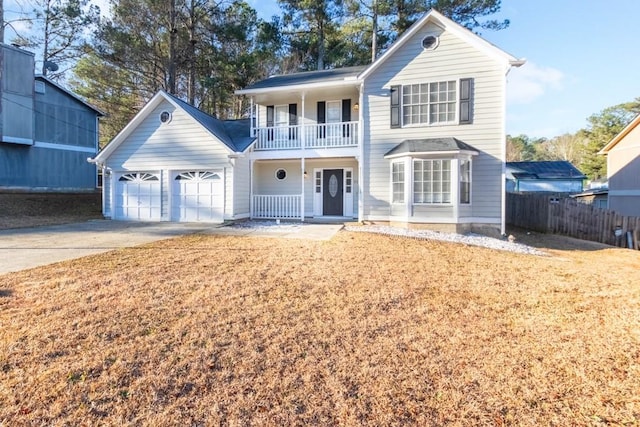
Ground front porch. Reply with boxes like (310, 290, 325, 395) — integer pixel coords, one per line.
(250, 158, 358, 221)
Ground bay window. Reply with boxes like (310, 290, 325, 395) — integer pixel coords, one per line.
(413, 159, 451, 204)
(392, 162, 405, 203)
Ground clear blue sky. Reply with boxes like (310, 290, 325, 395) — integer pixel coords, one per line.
(6, 0, 639, 139)
(249, 0, 640, 139)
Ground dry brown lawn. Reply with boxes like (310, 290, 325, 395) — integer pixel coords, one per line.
(1, 230, 639, 426)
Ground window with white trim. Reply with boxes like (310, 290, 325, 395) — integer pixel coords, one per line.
(392, 162, 404, 203)
(460, 159, 471, 204)
(403, 81, 456, 125)
(413, 159, 451, 204)
(390, 79, 473, 128)
(345, 170, 352, 193)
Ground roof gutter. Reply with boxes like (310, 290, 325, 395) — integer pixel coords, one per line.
(235, 78, 362, 96)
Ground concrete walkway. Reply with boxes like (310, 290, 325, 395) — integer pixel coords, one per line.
(0, 220, 343, 275)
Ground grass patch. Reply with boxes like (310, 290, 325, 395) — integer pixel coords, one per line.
(0, 192, 102, 229)
(1, 231, 639, 425)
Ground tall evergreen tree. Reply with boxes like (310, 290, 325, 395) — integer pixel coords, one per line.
(278, 0, 344, 71)
(579, 99, 640, 180)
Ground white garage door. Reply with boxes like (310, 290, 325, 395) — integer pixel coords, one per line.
(172, 171, 224, 222)
(115, 172, 162, 221)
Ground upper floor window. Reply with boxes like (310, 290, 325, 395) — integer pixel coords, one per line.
(390, 78, 472, 128)
(402, 81, 456, 125)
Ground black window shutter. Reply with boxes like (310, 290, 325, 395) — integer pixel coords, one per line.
(317, 101, 326, 138)
(288, 104, 297, 140)
(342, 99, 351, 137)
(390, 85, 400, 128)
(459, 78, 473, 124)
(266, 105, 274, 141)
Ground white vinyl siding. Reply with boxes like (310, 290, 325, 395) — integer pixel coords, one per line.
(105, 101, 232, 171)
(232, 156, 251, 217)
(362, 21, 507, 225)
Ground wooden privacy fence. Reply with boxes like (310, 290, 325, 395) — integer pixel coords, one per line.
(506, 193, 640, 249)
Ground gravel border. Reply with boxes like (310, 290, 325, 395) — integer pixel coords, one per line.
(344, 225, 548, 256)
(228, 220, 547, 256)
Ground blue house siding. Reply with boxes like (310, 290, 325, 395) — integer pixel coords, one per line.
(34, 82, 98, 149)
(0, 144, 97, 190)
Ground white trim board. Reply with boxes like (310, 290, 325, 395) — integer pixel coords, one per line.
(34, 141, 97, 154)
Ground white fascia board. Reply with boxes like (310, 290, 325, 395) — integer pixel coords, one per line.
(235, 79, 361, 96)
(93, 90, 168, 162)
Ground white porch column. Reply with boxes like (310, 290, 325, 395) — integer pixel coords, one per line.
(249, 97, 255, 137)
(301, 92, 306, 222)
(249, 159, 255, 219)
(357, 83, 365, 222)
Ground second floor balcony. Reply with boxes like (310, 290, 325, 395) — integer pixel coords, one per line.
(254, 121, 359, 151)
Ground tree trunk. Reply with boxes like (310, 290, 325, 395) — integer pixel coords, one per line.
(187, 0, 197, 105)
(317, 19, 325, 70)
(41, 0, 51, 76)
(168, 0, 177, 94)
(371, 0, 378, 63)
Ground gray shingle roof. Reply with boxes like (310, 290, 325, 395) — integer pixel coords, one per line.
(243, 65, 367, 90)
(507, 161, 586, 180)
(384, 138, 479, 158)
(167, 92, 254, 152)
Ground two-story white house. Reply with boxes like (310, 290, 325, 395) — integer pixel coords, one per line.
(92, 10, 523, 236)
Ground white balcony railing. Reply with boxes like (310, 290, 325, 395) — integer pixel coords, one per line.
(254, 121, 358, 151)
(252, 195, 302, 219)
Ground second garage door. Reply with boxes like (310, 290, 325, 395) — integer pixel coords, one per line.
(172, 171, 224, 222)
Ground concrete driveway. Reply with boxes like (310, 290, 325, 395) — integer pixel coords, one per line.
(0, 220, 344, 275)
(0, 221, 212, 275)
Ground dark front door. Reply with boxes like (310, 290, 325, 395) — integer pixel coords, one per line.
(323, 169, 343, 216)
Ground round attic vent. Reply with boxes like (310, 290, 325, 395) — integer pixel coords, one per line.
(160, 111, 172, 123)
(422, 35, 439, 50)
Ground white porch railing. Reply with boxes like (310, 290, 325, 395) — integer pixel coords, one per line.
(254, 121, 358, 151)
(254, 126, 301, 150)
(252, 195, 302, 219)
(306, 122, 359, 148)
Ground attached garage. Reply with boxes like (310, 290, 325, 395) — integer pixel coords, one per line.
(90, 90, 254, 223)
(114, 172, 162, 221)
(172, 171, 224, 222)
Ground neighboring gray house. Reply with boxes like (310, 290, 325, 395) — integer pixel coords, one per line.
(0, 43, 103, 191)
(599, 114, 640, 216)
(506, 161, 585, 193)
(92, 10, 524, 235)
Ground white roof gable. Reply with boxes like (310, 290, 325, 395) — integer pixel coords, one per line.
(91, 90, 247, 164)
(358, 9, 525, 81)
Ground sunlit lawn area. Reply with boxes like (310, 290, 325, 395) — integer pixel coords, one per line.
(1, 231, 639, 425)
